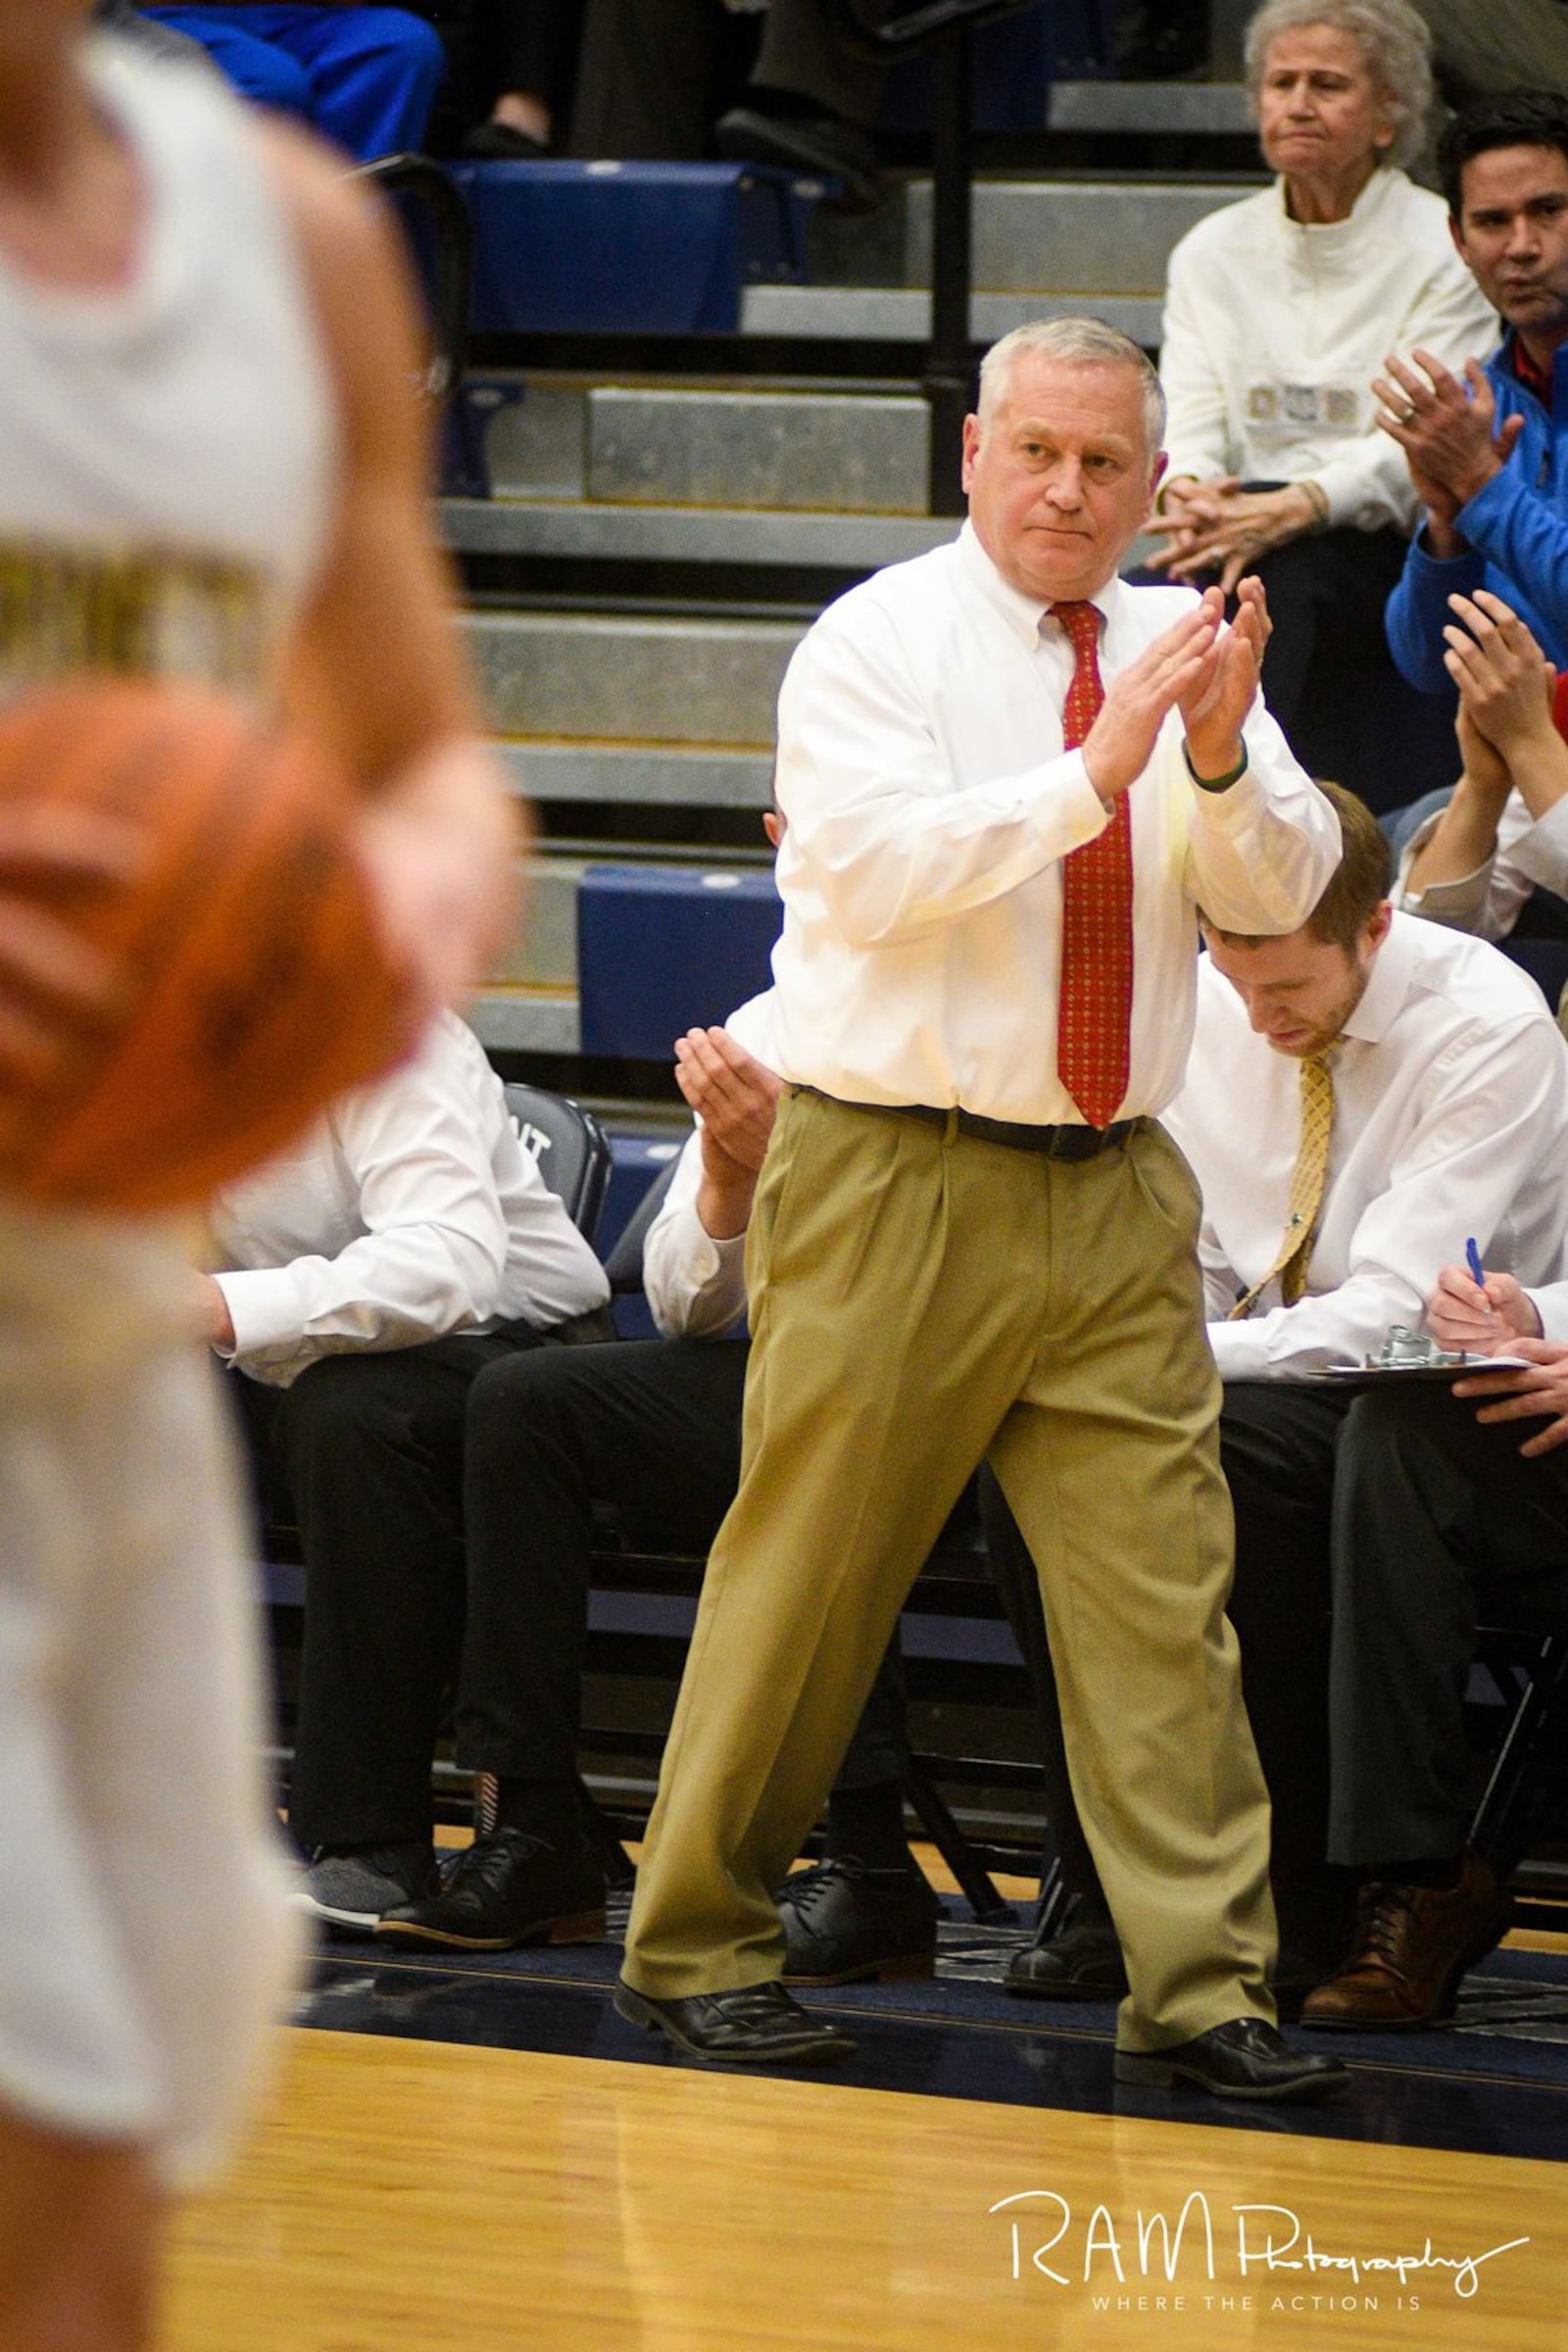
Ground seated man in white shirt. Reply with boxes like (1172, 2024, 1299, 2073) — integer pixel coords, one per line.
(1006, 779, 1568, 2017)
(1394, 589, 1568, 942)
(198, 1008, 612, 1931)
(373, 983, 941, 1978)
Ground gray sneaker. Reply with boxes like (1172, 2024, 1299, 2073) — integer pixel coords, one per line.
(295, 1843, 434, 1935)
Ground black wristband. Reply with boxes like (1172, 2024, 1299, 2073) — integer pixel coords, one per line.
(1183, 740, 1250, 793)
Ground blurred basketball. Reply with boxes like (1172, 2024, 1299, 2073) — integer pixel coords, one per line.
(0, 675, 421, 1212)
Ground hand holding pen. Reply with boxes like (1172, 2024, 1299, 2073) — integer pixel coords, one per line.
(1426, 1238, 1544, 1353)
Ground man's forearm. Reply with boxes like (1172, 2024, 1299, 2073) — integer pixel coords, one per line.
(1403, 775, 1507, 896)
(696, 1170, 758, 1242)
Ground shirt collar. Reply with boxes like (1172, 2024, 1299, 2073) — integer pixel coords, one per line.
(955, 518, 1121, 648)
(1336, 907, 1412, 1049)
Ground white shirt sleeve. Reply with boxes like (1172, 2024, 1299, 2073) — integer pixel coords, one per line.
(213, 1025, 605, 1373)
(1392, 790, 1568, 943)
(1208, 1014, 1568, 1378)
(1178, 709, 1345, 936)
(642, 1128, 750, 1340)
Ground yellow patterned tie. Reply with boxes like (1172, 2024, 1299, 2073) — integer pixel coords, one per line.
(1228, 1053, 1335, 1319)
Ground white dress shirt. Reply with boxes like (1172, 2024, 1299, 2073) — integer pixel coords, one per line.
(1164, 912, 1568, 1379)
(1159, 169, 1496, 532)
(642, 990, 775, 1342)
(212, 1010, 610, 1387)
(1394, 788, 1568, 942)
(768, 524, 1341, 1123)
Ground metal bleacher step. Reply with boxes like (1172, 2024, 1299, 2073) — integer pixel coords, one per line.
(1045, 79, 1253, 135)
(738, 284, 1166, 343)
(738, 171, 1261, 345)
(495, 743, 774, 810)
(461, 608, 806, 745)
(446, 498, 953, 569)
(480, 378, 933, 514)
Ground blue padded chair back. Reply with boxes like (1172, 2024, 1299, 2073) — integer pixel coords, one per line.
(503, 1083, 612, 1244)
(601, 1153, 682, 1297)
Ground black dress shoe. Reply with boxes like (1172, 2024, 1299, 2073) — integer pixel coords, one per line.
(713, 100, 883, 213)
(777, 1857, 940, 1985)
(1115, 2018, 1350, 2103)
(614, 1978, 856, 2065)
(374, 1826, 605, 1952)
(1005, 1896, 1128, 2001)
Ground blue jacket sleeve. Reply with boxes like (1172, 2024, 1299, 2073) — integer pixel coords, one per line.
(1451, 461, 1568, 660)
(1386, 529, 1487, 694)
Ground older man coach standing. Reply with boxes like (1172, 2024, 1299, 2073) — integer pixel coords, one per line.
(615, 318, 1347, 2102)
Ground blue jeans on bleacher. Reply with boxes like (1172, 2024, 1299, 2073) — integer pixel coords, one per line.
(144, 4, 445, 161)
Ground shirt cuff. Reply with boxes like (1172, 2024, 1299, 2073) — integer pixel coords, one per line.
(1206, 1318, 1265, 1381)
(1509, 796, 1568, 890)
(214, 1267, 308, 1362)
(1530, 1284, 1568, 1345)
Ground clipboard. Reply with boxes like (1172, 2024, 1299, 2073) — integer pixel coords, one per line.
(1312, 1355, 1533, 1385)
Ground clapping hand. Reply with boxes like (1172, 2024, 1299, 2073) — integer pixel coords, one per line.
(1372, 349, 1523, 548)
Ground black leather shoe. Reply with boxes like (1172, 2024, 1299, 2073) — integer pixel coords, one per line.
(713, 103, 883, 213)
(1005, 1894, 1127, 2001)
(777, 1858, 940, 1985)
(374, 1826, 605, 1952)
(1115, 2018, 1350, 2103)
(613, 1978, 856, 2065)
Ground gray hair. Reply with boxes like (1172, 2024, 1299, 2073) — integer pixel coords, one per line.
(977, 318, 1166, 458)
(1243, 0, 1432, 172)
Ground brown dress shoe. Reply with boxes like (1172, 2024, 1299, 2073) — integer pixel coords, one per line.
(1300, 1850, 1510, 2032)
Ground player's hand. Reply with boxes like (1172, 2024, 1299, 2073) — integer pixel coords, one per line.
(355, 743, 525, 1016)
(1452, 1337, 1568, 1456)
(0, 798, 146, 1094)
(1178, 578, 1268, 776)
(191, 1270, 237, 1349)
(1427, 1261, 1543, 1352)
(1081, 598, 1221, 804)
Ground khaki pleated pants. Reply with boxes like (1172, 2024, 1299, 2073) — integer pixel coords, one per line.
(620, 1089, 1277, 2051)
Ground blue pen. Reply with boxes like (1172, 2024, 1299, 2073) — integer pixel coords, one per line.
(1466, 1236, 1486, 1290)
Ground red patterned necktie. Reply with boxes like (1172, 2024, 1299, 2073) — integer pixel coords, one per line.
(1052, 600, 1134, 1129)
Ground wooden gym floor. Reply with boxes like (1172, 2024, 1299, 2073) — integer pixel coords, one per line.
(161, 1857, 1568, 2350)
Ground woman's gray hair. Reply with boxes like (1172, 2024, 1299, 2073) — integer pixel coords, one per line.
(977, 318, 1166, 457)
(1243, 0, 1432, 172)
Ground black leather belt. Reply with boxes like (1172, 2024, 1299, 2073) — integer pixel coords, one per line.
(820, 1093, 1143, 1159)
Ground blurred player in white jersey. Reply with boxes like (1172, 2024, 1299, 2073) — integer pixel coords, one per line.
(0, 6, 517, 2343)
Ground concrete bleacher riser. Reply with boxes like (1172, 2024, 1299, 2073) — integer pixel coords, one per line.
(463, 612, 805, 745)
(899, 177, 1257, 294)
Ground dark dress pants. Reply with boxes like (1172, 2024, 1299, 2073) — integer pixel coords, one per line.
(1329, 1381, 1568, 1869)
(233, 1328, 539, 1852)
(455, 1335, 906, 1794)
(997, 1379, 1359, 1963)
(568, 0, 883, 158)
(1250, 524, 1458, 818)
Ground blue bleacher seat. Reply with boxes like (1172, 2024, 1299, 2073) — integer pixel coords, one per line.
(577, 863, 782, 1062)
(451, 161, 820, 337)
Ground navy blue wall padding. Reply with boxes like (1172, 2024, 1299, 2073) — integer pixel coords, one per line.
(577, 864, 782, 1061)
(452, 162, 816, 336)
(879, 0, 1113, 133)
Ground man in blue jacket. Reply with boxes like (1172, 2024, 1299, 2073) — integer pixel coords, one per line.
(1381, 90, 1568, 691)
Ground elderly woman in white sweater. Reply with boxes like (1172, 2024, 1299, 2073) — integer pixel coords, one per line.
(1147, 0, 1495, 809)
